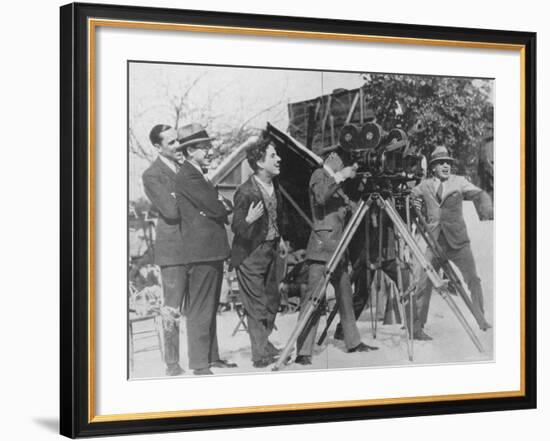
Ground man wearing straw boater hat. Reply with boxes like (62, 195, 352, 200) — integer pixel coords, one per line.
(174, 123, 238, 375)
(409, 145, 493, 341)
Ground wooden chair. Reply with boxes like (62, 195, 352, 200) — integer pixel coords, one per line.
(128, 310, 164, 373)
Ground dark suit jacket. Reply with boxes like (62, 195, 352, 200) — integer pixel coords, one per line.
(175, 161, 230, 264)
(305, 167, 349, 262)
(231, 176, 284, 268)
(142, 157, 186, 266)
(412, 175, 492, 249)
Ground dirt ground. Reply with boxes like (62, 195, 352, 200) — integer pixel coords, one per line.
(129, 202, 494, 379)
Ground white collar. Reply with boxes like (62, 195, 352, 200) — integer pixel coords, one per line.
(433, 176, 449, 185)
(158, 154, 179, 174)
(187, 160, 204, 175)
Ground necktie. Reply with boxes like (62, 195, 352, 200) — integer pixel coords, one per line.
(436, 181, 443, 203)
(169, 159, 180, 173)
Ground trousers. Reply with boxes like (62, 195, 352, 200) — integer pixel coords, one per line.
(335, 259, 410, 334)
(409, 234, 486, 332)
(236, 241, 281, 362)
(297, 262, 361, 355)
(184, 261, 223, 370)
(159, 265, 188, 367)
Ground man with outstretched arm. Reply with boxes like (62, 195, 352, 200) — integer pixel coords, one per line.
(408, 145, 493, 341)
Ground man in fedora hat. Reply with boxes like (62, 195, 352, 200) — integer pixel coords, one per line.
(175, 123, 238, 375)
(141, 124, 186, 376)
(295, 146, 378, 365)
(408, 145, 493, 341)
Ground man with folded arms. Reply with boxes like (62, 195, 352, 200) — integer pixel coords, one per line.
(175, 123, 238, 375)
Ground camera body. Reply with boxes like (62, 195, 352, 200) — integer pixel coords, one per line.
(339, 123, 426, 179)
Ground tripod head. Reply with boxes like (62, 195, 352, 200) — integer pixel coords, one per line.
(345, 174, 421, 222)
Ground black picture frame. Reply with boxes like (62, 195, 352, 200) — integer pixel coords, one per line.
(60, 2, 536, 438)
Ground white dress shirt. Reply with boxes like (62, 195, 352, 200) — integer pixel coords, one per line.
(159, 154, 179, 174)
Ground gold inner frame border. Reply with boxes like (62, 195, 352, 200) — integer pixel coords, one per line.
(87, 17, 527, 423)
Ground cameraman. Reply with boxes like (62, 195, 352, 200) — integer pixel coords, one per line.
(295, 147, 378, 365)
(409, 146, 493, 340)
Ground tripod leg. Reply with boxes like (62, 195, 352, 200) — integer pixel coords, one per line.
(409, 287, 414, 360)
(317, 239, 370, 346)
(378, 197, 484, 353)
(317, 305, 338, 345)
(364, 212, 373, 338)
(411, 205, 480, 323)
(370, 271, 382, 337)
(394, 236, 413, 361)
(273, 197, 373, 371)
(372, 208, 385, 337)
(397, 222, 415, 359)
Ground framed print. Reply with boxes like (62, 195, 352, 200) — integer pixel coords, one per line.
(60, 2, 537, 438)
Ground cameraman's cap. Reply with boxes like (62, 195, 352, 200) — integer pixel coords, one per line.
(429, 145, 455, 166)
(176, 123, 213, 150)
(313, 144, 346, 159)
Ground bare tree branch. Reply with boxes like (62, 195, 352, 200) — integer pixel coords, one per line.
(236, 99, 285, 136)
(129, 127, 154, 162)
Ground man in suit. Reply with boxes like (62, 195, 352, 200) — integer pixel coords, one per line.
(409, 145, 493, 341)
(295, 147, 378, 365)
(175, 123, 238, 375)
(231, 137, 287, 368)
(141, 124, 186, 376)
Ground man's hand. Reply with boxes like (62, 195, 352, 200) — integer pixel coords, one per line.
(346, 199, 358, 214)
(218, 194, 233, 213)
(279, 239, 289, 258)
(245, 201, 264, 224)
(411, 196, 424, 212)
(340, 163, 358, 180)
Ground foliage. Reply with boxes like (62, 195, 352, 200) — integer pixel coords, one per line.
(361, 74, 493, 181)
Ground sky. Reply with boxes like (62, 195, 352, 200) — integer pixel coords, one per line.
(129, 63, 492, 200)
(129, 62, 366, 199)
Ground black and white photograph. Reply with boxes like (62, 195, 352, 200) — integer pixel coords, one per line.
(0, 0, 543, 439)
(128, 62, 495, 379)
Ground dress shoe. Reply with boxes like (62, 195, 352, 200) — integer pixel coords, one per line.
(252, 356, 277, 368)
(193, 367, 214, 375)
(267, 341, 282, 356)
(333, 325, 344, 341)
(210, 359, 238, 368)
(348, 342, 379, 353)
(294, 355, 312, 365)
(165, 363, 185, 376)
(479, 320, 493, 331)
(413, 329, 433, 341)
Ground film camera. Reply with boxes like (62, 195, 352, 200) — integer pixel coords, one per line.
(339, 122, 426, 180)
